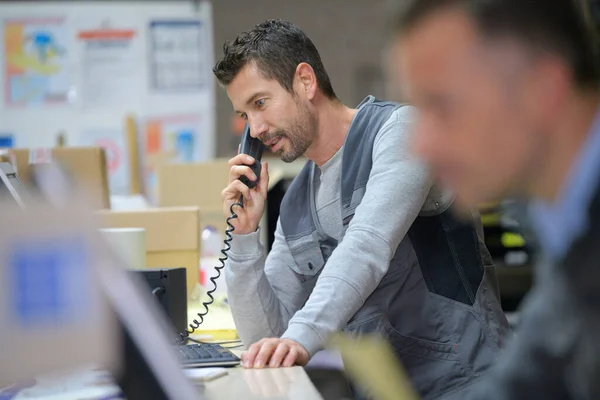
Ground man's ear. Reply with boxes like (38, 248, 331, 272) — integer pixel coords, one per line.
(529, 56, 571, 126)
(295, 62, 317, 100)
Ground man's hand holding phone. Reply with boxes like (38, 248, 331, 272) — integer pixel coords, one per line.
(221, 154, 269, 235)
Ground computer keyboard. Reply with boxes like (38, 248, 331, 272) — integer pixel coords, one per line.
(177, 343, 241, 368)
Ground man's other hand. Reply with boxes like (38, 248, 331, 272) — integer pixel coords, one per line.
(241, 338, 309, 368)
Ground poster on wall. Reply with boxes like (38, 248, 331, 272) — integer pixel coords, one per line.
(143, 113, 202, 201)
(76, 23, 142, 108)
(145, 113, 202, 161)
(149, 20, 208, 92)
(3, 17, 71, 107)
(79, 128, 130, 196)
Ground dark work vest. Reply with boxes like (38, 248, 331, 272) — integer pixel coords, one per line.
(278, 96, 508, 399)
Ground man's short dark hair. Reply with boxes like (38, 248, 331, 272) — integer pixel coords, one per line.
(213, 19, 336, 99)
(393, 0, 599, 88)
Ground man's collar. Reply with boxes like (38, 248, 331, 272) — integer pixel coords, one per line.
(529, 107, 600, 261)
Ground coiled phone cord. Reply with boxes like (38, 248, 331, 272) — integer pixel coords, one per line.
(177, 198, 244, 345)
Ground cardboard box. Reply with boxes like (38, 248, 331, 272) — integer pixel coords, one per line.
(156, 159, 277, 245)
(157, 159, 230, 211)
(2, 147, 110, 209)
(198, 208, 230, 234)
(95, 207, 200, 297)
(157, 160, 231, 233)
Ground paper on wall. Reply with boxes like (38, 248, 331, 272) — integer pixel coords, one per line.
(3, 16, 72, 108)
(0, 133, 15, 148)
(149, 20, 208, 92)
(76, 22, 143, 109)
(143, 113, 202, 201)
(79, 128, 130, 196)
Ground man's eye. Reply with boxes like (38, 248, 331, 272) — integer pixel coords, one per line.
(255, 99, 265, 107)
(240, 113, 248, 120)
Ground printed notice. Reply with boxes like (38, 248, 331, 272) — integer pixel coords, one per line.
(149, 20, 208, 92)
(77, 26, 142, 108)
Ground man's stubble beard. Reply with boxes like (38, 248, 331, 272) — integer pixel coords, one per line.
(279, 101, 318, 163)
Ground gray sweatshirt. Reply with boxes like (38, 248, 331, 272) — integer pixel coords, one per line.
(225, 106, 439, 356)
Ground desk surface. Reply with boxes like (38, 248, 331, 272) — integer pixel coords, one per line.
(4, 298, 323, 399)
(3, 359, 323, 400)
(202, 365, 323, 400)
(200, 350, 322, 400)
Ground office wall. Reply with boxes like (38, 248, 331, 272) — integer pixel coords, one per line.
(212, 0, 397, 156)
(0, 0, 400, 160)
(0, 0, 214, 196)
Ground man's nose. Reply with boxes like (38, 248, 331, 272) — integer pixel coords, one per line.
(249, 119, 269, 139)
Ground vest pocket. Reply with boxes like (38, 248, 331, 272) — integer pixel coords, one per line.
(345, 312, 386, 334)
(383, 319, 468, 396)
(288, 246, 326, 277)
(384, 320, 458, 360)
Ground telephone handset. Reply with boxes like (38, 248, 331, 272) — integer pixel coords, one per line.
(177, 124, 263, 345)
(238, 124, 264, 189)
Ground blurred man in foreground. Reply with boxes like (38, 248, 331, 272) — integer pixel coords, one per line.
(393, 0, 600, 398)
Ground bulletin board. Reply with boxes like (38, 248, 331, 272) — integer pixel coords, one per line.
(0, 1, 215, 198)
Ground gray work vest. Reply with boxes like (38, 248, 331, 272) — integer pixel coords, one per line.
(280, 96, 508, 399)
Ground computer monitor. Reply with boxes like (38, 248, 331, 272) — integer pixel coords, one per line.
(0, 162, 29, 208)
(100, 261, 202, 400)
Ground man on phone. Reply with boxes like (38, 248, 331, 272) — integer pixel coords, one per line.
(392, 0, 600, 398)
(215, 19, 508, 399)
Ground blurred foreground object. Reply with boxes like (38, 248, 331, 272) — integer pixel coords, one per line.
(0, 190, 118, 387)
(0, 162, 201, 399)
(328, 333, 418, 400)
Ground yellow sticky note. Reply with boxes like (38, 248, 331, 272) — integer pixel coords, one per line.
(328, 333, 419, 400)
